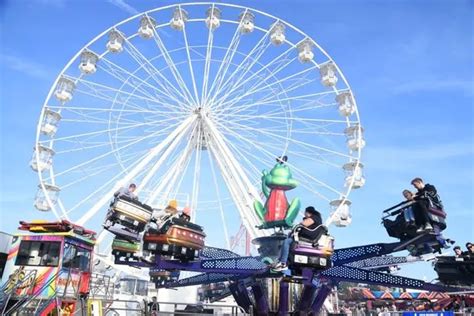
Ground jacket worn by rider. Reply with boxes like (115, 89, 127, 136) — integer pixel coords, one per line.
(299, 214, 323, 240)
(415, 183, 443, 210)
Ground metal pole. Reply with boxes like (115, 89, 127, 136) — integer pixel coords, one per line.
(278, 281, 289, 316)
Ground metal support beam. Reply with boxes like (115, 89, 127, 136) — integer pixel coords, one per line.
(321, 265, 460, 292)
(332, 233, 437, 266)
(153, 255, 268, 275)
(297, 283, 317, 312)
(277, 281, 289, 316)
(252, 281, 270, 315)
(311, 283, 333, 313)
(229, 281, 252, 313)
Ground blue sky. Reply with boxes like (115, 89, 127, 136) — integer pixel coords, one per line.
(0, 0, 473, 282)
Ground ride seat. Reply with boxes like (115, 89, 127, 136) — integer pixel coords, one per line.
(428, 207, 446, 218)
(294, 224, 328, 246)
(117, 195, 153, 213)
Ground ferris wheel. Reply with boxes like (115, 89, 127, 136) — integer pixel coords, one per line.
(31, 2, 365, 247)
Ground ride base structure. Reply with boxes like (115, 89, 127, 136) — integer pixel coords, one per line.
(1, 164, 472, 315)
(100, 161, 471, 315)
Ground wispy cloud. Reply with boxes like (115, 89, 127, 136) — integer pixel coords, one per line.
(0, 54, 51, 80)
(107, 0, 139, 15)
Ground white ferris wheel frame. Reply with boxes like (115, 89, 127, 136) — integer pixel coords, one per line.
(34, 2, 364, 243)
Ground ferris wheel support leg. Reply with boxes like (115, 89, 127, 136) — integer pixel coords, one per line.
(76, 116, 195, 226)
(205, 118, 265, 239)
(146, 139, 195, 205)
(137, 119, 195, 196)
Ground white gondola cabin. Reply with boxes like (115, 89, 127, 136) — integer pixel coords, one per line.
(170, 7, 188, 31)
(270, 22, 285, 46)
(320, 62, 338, 87)
(330, 199, 352, 227)
(297, 39, 315, 63)
(336, 92, 355, 117)
(35, 183, 60, 212)
(206, 7, 221, 30)
(239, 11, 255, 34)
(106, 30, 124, 53)
(40, 108, 61, 137)
(138, 16, 156, 39)
(79, 50, 99, 75)
(344, 125, 366, 151)
(343, 162, 365, 189)
(54, 77, 75, 103)
(30, 145, 55, 172)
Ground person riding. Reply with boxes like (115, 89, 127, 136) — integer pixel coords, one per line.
(453, 246, 463, 258)
(402, 189, 416, 225)
(180, 206, 191, 222)
(411, 178, 443, 233)
(153, 200, 179, 228)
(272, 206, 323, 272)
(465, 242, 474, 258)
(114, 183, 138, 201)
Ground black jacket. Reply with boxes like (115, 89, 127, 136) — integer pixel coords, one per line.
(415, 183, 444, 210)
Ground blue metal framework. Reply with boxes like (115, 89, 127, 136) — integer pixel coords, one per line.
(114, 234, 463, 314)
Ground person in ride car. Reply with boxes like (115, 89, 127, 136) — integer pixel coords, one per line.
(411, 178, 443, 233)
(180, 206, 191, 222)
(153, 200, 179, 228)
(272, 206, 323, 271)
(402, 189, 416, 225)
(114, 183, 138, 201)
(453, 246, 463, 258)
(465, 242, 474, 257)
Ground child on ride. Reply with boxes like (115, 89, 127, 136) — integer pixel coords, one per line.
(402, 189, 416, 225)
(272, 206, 323, 271)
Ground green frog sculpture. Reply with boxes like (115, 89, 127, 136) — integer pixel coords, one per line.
(254, 156, 301, 229)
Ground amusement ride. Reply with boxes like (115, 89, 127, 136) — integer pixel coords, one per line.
(1, 2, 472, 315)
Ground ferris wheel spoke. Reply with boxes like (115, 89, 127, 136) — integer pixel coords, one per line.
(206, 147, 231, 248)
(205, 11, 246, 107)
(217, 91, 336, 118)
(122, 37, 193, 108)
(49, 105, 181, 116)
(62, 149, 150, 216)
(137, 120, 197, 195)
(218, 66, 318, 114)
(52, 120, 185, 179)
(98, 58, 169, 103)
(225, 120, 354, 160)
(144, 15, 198, 106)
(215, 54, 296, 113)
(71, 76, 170, 108)
(190, 124, 204, 217)
(200, 8, 216, 106)
(42, 118, 176, 144)
(215, 119, 345, 197)
(99, 55, 184, 108)
(212, 43, 294, 109)
(148, 142, 193, 205)
(179, 6, 201, 105)
(210, 29, 273, 109)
